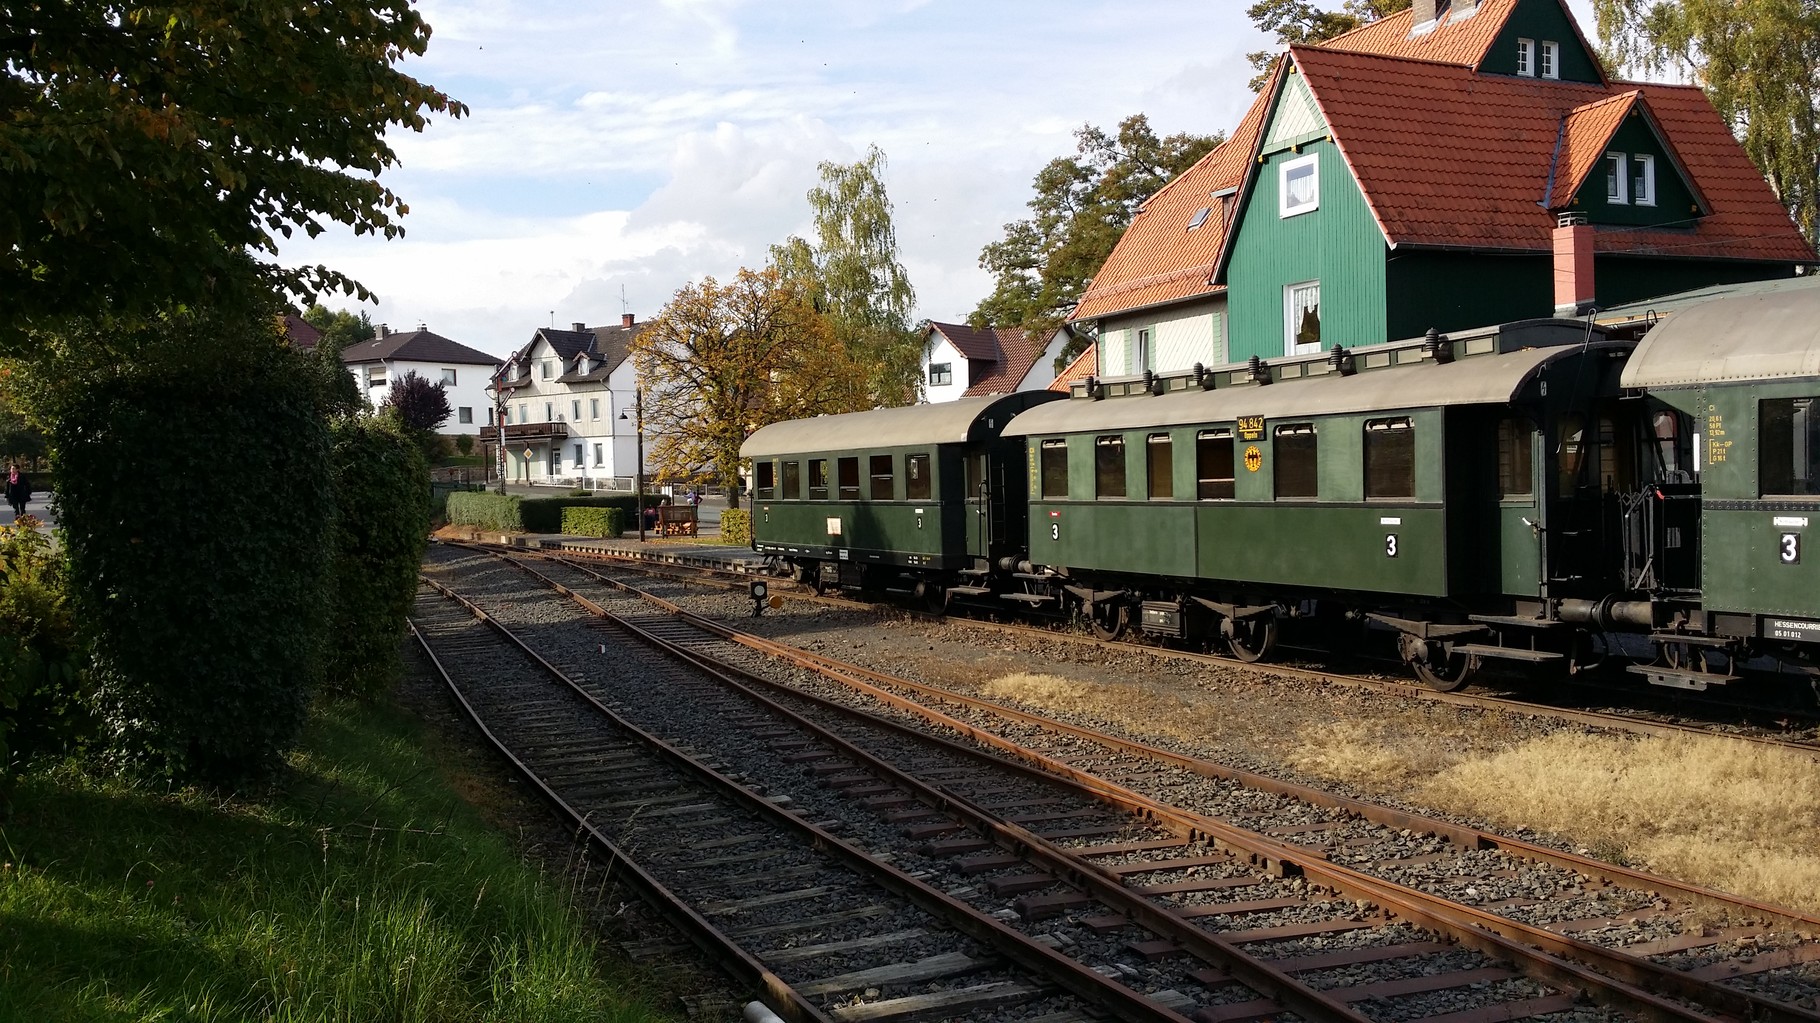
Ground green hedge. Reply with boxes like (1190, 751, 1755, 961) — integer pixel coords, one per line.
(520, 494, 662, 533)
(325, 418, 430, 697)
(720, 508, 752, 546)
(559, 506, 624, 537)
(446, 491, 523, 531)
(54, 344, 332, 785)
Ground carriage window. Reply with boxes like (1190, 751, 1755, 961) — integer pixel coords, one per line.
(1275, 423, 1319, 499)
(1498, 418, 1533, 497)
(1651, 410, 1686, 479)
(1095, 435, 1127, 499)
(1147, 434, 1173, 499)
(1557, 414, 1587, 492)
(755, 461, 776, 500)
(1761, 397, 1820, 496)
(869, 454, 893, 501)
(808, 459, 829, 500)
(1197, 430, 1235, 500)
(1040, 440, 1069, 498)
(1596, 416, 1634, 492)
(905, 452, 932, 500)
(837, 457, 860, 500)
(965, 452, 985, 498)
(1364, 418, 1415, 499)
(782, 460, 801, 500)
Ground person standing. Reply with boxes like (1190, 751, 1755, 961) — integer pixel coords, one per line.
(5, 463, 30, 519)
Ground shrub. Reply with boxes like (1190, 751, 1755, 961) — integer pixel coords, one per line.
(454, 433, 473, 456)
(445, 491, 523, 531)
(325, 418, 431, 697)
(720, 508, 752, 545)
(518, 495, 653, 533)
(0, 518, 91, 807)
(559, 506, 623, 537)
(53, 345, 332, 785)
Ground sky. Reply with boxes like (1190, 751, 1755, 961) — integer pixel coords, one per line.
(279, 0, 1604, 359)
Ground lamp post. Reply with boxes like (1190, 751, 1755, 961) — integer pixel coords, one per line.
(620, 387, 645, 542)
(485, 376, 516, 495)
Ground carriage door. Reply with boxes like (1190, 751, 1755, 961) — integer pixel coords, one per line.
(965, 450, 991, 559)
(1548, 403, 1638, 594)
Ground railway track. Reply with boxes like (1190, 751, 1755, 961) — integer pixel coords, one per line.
(426, 542, 1820, 1022)
(540, 540, 1820, 752)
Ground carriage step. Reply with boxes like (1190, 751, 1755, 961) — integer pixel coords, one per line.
(1627, 664, 1739, 690)
(947, 585, 993, 597)
(1000, 593, 1058, 606)
(958, 567, 990, 578)
(1451, 644, 1564, 663)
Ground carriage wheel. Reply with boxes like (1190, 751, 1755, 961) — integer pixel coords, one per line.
(1410, 641, 1474, 692)
(1088, 600, 1129, 641)
(1225, 615, 1278, 662)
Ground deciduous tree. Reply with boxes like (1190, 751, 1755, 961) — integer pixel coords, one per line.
(0, 2, 465, 351)
(772, 146, 923, 407)
(382, 371, 451, 434)
(1592, 0, 1820, 246)
(632, 268, 870, 491)
(971, 115, 1222, 369)
(1245, 0, 1411, 90)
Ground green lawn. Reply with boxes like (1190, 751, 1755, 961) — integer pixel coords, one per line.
(0, 697, 681, 1023)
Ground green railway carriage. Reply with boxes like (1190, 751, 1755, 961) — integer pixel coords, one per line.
(740, 391, 1063, 597)
(1001, 319, 1646, 686)
(1618, 286, 1820, 679)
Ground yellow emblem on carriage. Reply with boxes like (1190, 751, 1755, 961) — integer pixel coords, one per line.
(1244, 445, 1263, 472)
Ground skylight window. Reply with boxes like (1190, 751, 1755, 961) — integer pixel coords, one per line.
(1187, 206, 1212, 230)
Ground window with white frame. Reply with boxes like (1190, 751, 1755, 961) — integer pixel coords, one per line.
(540, 361, 552, 379)
(551, 447, 561, 472)
(503, 406, 512, 425)
(366, 366, 386, 387)
(593, 443, 604, 467)
(929, 362, 952, 386)
(590, 398, 600, 419)
(1516, 37, 1534, 76)
(458, 407, 473, 424)
(1631, 153, 1656, 206)
(1134, 326, 1153, 374)
(573, 443, 583, 467)
(545, 401, 554, 421)
(518, 403, 527, 423)
(1279, 154, 1319, 217)
(1285, 280, 1322, 355)
(571, 399, 581, 421)
(441, 368, 457, 385)
(1605, 152, 1629, 204)
(1540, 40, 1559, 79)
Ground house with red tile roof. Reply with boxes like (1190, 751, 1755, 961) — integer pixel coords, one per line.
(1070, 0, 1813, 379)
(921, 321, 1075, 403)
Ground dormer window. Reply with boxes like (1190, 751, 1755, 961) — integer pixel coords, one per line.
(1632, 154, 1656, 206)
(1187, 206, 1212, 231)
(1279, 154, 1319, 218)
(1517, 38, 1534, 76)
(1540, 40, 1559, 80)
(1605, 152, 1629, 205)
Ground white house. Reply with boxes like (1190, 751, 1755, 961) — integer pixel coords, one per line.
(487, 315, 649, 486)
(340, 324, 502, 435)
(920, 322, 1074, 404)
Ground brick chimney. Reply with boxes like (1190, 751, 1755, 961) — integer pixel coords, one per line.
(1553, 212, 1595, 317)
(622, 313, 635, 328)
(375, 323, 389, 339)
(1413, 0, 1439, 27)
(571, 321, 586, 332)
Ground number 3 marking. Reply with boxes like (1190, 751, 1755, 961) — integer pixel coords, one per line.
(1051, 522, 1060, 541)
(1385, 533, 1398, 558)
(1781, 532, 1801, 564)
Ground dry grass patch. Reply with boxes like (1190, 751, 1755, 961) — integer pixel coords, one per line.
(1423, 732, 1820, 912)
(980, 671, 1230, 744)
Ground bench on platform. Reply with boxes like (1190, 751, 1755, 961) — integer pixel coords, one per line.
(656, 505, 698, 537)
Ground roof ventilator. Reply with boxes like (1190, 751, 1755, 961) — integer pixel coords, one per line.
(1143, 369, 1166, 396)
(1193, 362, 1218, 391)
(1247, 355, 1273, 385)
(1328, 344, 1356, 376)
(1084, 374, 1106, 401)
(1422, 327, 1455, 364)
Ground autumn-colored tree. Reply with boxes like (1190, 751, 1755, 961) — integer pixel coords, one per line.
(971, 115, 1222, 370)
(772, 146, 924, 407)
(1245, 0, 1412, 90)
(0, 3, 465, 351)
(1593, 0, 1820, 247)
(632, 268, 870, 491)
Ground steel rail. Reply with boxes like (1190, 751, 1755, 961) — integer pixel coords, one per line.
(517, 550, 1820, 1023)
(415, 574, 1198, 1023)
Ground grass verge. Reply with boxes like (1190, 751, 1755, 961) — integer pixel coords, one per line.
(0, 696, 679, 1023)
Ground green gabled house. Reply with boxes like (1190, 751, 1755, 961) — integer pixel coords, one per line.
(1071, 0, 1813, 376)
